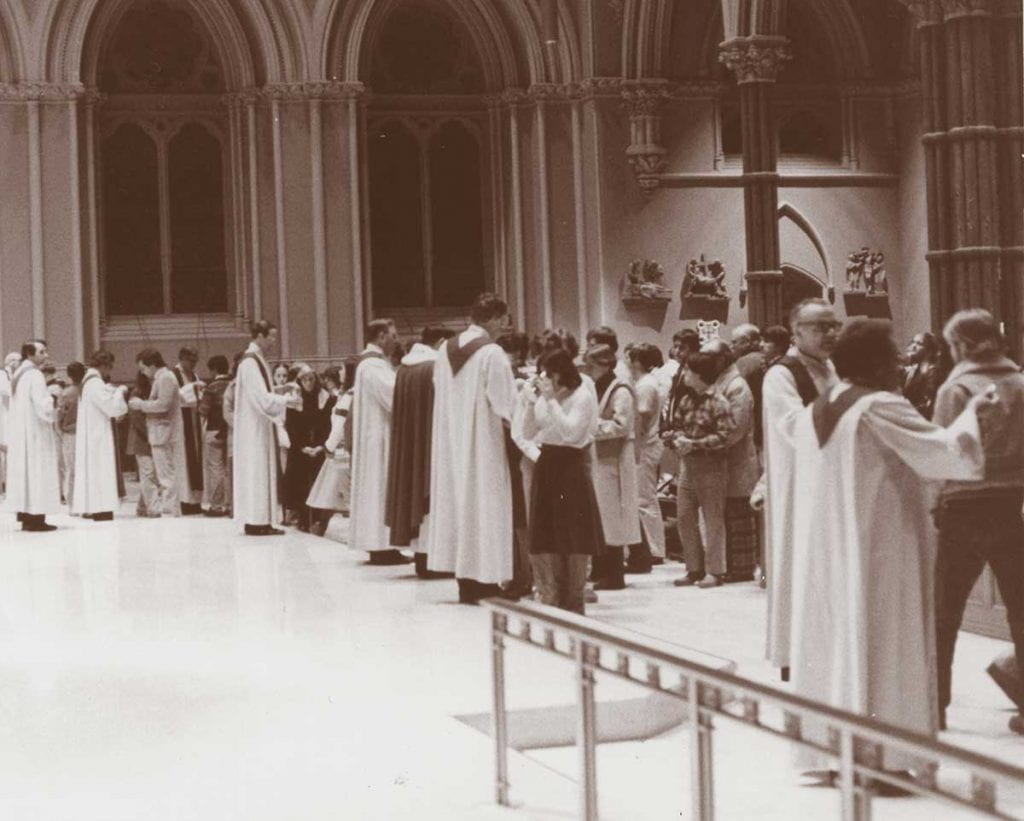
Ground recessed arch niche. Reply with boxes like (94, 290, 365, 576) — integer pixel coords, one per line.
(364, 1, 490, 311)
(95, 0, 233, 317)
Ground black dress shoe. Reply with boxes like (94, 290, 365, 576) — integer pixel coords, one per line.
(367, 549, 413, 566)
(89, 512, 114, 522)
(23, 520, 57, 532)
(180, 503, 203, 516)
(244, 524, 285, 536)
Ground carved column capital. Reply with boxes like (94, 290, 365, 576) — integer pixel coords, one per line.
(718, 36, 791, 84)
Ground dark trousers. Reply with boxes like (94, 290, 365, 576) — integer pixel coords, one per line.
(935, 491, 1024, 715)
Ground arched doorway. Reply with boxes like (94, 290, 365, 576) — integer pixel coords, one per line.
(365, 1, 489, 316)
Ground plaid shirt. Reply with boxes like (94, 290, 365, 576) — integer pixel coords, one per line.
(669, 387, 736, 453)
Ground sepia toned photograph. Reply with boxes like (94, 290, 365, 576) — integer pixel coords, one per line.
(0, 0, 1022, 818)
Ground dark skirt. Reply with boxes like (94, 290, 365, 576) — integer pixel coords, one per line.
(529, 445, 604, 556)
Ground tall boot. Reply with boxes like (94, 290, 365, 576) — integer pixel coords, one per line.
(594, 546, 626, 590)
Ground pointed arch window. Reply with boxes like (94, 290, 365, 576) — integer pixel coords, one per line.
(97, 0, 229, 317)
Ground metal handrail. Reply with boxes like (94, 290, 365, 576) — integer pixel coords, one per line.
(482, 597, 1024, 821)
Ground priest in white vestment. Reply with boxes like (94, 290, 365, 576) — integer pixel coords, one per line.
(3, 341, 60, 531)
(789, 319, 990, 772)
(427, 294, 518, 604)
(759, 299, 839, 679)
(232, 321, 298, 536)
(348, 319, 406, 564)
(72, 350, 128, 520)
(0, 354, 14, 494)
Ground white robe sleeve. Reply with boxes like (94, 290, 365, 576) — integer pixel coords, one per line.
(762, 365, 805, 450)
(483, 350, 516, 423)
(364, 362, 396, 414)
(89, 381, 128, 420)
(240, 359, 289, 421)
(29, 373, 57, 424)
(511, 391, 541, 462)
(862, 393, 985, 482)
(178, 381, 200, 407)
(324, 408, 347, 453)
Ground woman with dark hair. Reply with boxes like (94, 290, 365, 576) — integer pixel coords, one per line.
(283, 364, 332, 531)
(788, 318, 998, 768)
(902, 331, 945, 419)
(520, 349, 601, 613)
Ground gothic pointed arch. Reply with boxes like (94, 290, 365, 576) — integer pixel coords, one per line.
(323, 0, 577, 88)
(38, 0, 294, 87)
(778, 201, 832, 293)
(0, 0, 27, 81)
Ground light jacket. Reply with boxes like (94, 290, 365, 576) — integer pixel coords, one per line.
(933, 355, 1024, 499)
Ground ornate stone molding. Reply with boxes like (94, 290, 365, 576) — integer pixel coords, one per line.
(0, 82, 87, 102)
(837, 78, 923, 99)
(260, 81, 366, 102)
(718, 36, 792, 84)
(939, 0, 998, 19)
(900, 0, 944, 25)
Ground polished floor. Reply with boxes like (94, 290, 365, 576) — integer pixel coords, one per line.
(0, 502, 1020, 820)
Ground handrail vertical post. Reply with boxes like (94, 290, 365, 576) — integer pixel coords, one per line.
(577, 639, 599, 821)
(492, 613, 510, 807)
(689, 679, 715, 820)
(839, 729, 871, 821)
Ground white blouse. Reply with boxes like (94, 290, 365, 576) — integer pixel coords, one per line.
(522, 383, 598, 449)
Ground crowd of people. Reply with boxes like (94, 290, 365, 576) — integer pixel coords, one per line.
(1, 293, 1021, 752)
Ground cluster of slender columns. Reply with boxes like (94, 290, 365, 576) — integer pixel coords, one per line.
(907, 0, 1024, 358)
(719, 36, 791, 329)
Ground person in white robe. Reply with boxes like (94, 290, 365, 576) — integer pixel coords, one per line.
(72, 350, 129, 520)
(756, 299, 839, 680)
(3, 341, 60, 531)
(0, 352, 18, 495)
(231, 321, 298, 535)
(789, 319, 991, 774)
(348, 318, 405, 564)
(427, 293, 518, 604)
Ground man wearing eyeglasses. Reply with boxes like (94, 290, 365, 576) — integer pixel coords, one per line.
(756, 298, 840, 682)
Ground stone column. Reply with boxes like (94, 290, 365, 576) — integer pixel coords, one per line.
(905, 0, 1023, 357)
(719, 36, 791, 329)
